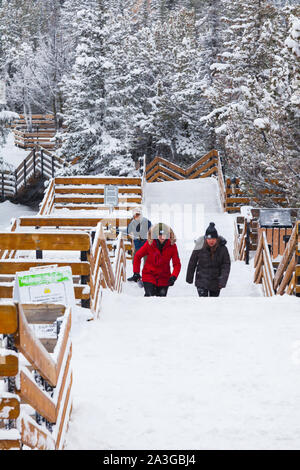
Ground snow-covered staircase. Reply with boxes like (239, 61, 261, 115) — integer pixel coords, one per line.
(64, 177, 300, 450)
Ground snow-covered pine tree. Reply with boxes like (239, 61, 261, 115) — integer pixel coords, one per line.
(140, 9, 207, 162)
(28, 0, 73, 130)
(204, 0, 299, 206)
(57, 0, 107, 173)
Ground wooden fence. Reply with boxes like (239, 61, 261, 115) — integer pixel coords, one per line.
(222, 177, 287, 213)
(12, 114, 58, 150)
(0, 302, 72, 450)
(0, 223, 128, 449)
(50, 176, 142, 213)
(254, 230, 276, 296)
(253, 221, 300, 296)
(0, 146, 64, 201)
(146, 151, 219, 182)
(145, 152, 288, 213)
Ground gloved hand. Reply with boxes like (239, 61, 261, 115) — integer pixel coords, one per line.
(132, 273, 141, 282)
(168, 276, 176, 286)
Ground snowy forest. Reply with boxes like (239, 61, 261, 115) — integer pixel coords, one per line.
(0, 0, 299, 206)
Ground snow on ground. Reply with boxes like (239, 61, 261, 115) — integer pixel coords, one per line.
(0, 200, 36, 231)
(0, 131, 29, 168)
(64, 177, 300, 450)
(66, 294, 300, 450)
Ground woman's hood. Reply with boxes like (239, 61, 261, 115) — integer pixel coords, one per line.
(148, 223, 176, 245)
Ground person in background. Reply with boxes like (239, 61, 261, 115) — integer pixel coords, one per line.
(131, 222, 181, 297)
(116, 207, 151, 281)
(186, 222, 231, 297)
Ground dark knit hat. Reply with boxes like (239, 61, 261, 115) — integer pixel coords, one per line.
(205, 222, 218, 239)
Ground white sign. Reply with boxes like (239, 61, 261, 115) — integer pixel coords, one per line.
(104, 185, 119, 207)
(0, 80, 6, 105)
(13, 265, 75, 307)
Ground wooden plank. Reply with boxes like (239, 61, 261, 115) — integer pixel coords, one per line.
(274, 226, 297, 290)
(54, 196, 141, 204)
(15, 305, 57, 387)
(54, 205, 134, 211)
(0, 260, 90, 276)
(187, 158, 218, 179)
(21, 303, 66, 324)
(55, 187, 142, 195)
(147, 157, 186, 176)
(277, 255, 296, 296)
(55, 370, 72, 450)
(54, 177, 141, 186)
(18, 369, 56, 424)
(0, 232, 91, 251)
(0, 354, 19, 377)
(0, 439, 21, 450)
(146, 163, 184, 180)
(147, 170, 176, 182)
(279, 228, 292, 256)
(0, 396, 20, 419)
(55, 309, 71, 380)
(19, 414, 55, 450)
(0, 304, 18, 334)
(19, 216, 131, 228)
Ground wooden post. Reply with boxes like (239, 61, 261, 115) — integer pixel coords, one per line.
(15, 170, 18, 196)
(33, 148, 36, 178)
(41, 149, 44, 177)
(24, 159, 27, 188)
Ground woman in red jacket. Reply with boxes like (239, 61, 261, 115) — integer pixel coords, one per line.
(132, 222, 181, 297)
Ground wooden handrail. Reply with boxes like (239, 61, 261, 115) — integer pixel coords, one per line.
(113, 234, 127, 293)
(0, 303, 72, 450)
(254, 230, 275, 296)
(274, 221, 300, 295)
(145, 151, 218, 182)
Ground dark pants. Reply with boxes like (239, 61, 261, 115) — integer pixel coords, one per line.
(197, 287, 220, 297)
(143, 282, 169, 297)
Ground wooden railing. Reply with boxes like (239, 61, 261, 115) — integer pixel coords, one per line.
(52, 176, 142, 212)
(273, 221, 300, 296)
(36, 176, 141, 260)
(90, 222, 116, 317)
(0, 231, 92, 308)
(254, 221, 300, 297)
(113, 234, 127, 293)
(0, 302, 72, 450)
(254, 230, 276, 296)
(145, 152, 289, 214)
(0, 223, 128, 315)
(12, 114, 59, 150)
(1, 146, 64, 201)
(224, 178, 287, 213)
(146, 150, 218, 183)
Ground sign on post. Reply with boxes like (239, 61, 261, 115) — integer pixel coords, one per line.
(13, 265, 75, 307)
(104, 185, 119, 213)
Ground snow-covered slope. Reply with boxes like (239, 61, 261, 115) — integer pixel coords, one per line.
(66, 295, 300, 450)
(65, 177, 300, 450)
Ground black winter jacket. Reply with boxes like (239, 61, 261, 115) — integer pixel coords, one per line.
(186, 237, 231, 290)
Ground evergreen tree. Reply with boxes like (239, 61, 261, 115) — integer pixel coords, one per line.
(58, 0, 107, 172)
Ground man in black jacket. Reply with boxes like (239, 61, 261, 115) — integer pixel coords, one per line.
(186, 222, 231, 297)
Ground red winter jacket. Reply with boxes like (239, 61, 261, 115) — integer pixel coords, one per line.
(133, 239, 181, 286)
